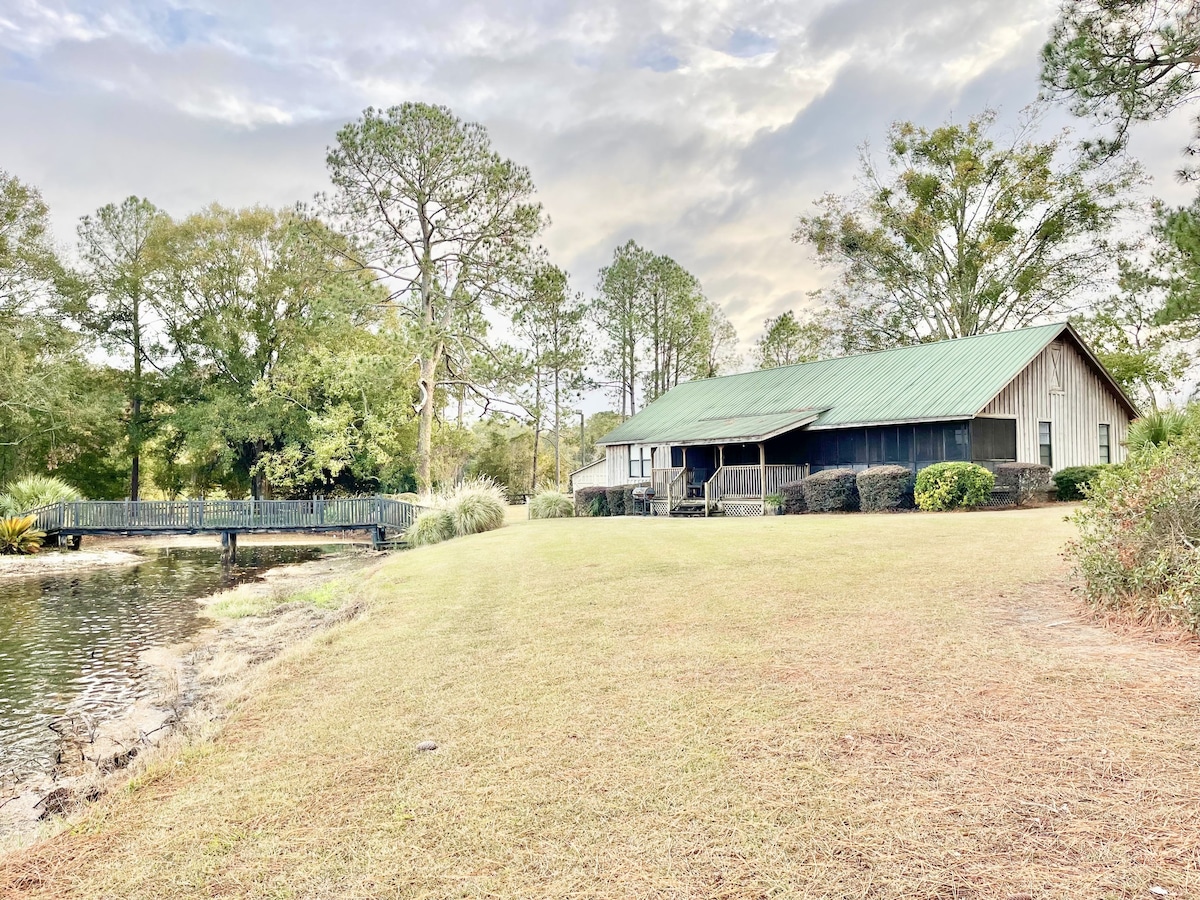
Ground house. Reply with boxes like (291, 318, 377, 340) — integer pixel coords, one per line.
(595, 322, 1138, 516)
(568, 457, 607, 492)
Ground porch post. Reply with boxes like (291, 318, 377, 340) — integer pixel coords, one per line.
(718, 445, 725, 468)
(759, 442, 767, 514)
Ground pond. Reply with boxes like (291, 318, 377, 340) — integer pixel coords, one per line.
(0, 545, 343, 777)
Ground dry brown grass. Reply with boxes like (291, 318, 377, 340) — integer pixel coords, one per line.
(3, 508, 1199, 899)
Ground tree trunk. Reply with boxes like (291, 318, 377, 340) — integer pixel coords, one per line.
(416, 353, 439, 492)
(530, 424, 541, 495)
(130, 295, 142, 502)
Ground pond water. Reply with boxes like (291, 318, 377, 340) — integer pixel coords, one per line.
(0, 545, 341, 776)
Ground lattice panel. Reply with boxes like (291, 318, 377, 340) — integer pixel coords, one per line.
(721, 500, 764, 517)
(650, 500, 671, 517)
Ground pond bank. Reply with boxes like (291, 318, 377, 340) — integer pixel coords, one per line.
(0, 550, 383, 844)
(0, 551, 145, 580)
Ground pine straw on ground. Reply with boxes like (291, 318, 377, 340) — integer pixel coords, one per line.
(3, 508, 1199, 899)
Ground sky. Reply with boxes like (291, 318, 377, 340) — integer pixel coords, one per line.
(1, 0, 1197, 359)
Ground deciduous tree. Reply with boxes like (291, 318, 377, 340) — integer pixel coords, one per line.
(793, 110, 1140, 351)
(753, 310, 832, 368)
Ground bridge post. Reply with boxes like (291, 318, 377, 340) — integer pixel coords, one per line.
(221, 531, 238, 565)
(371, 525, 383, 550)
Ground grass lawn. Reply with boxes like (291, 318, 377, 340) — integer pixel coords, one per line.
(4, 508, 1199, 898)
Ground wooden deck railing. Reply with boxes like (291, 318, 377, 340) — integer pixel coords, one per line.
(28, 496, 423, 535)
(707, 465, 808, 503)
(650, 467, 686, 512)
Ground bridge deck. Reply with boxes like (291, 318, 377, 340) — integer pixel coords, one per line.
(30, 497, 423, 541)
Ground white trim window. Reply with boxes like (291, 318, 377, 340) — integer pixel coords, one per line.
(629, 446, 652, 479)
(1099, 424, 1111, 464)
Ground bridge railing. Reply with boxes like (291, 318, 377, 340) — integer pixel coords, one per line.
(28, 496, 424, 534)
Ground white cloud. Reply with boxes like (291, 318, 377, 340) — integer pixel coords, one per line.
(0, 0, 1189, 365)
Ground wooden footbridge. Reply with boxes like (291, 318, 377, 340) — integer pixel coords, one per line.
(30, 496, 424, 560)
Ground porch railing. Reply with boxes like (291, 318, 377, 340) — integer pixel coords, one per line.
(651, 467, 686, 513)
(707, 464, 808, 503)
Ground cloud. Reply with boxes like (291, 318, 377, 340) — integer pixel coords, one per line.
(0, 0, 1186, 369)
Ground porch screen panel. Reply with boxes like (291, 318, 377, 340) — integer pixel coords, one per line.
(971, 418, 1017, 463)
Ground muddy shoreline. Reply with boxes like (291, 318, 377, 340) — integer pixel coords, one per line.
(0, 548, 383, 846)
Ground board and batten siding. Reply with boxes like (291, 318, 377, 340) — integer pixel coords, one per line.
(979, 338, 1131, 469)
(570, 459, 607, 492)
(604, 443, 671, 486)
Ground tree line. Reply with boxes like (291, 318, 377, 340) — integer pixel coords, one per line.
(4, 0, 1200, 502)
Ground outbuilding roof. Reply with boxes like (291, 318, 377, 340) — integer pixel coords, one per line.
(598, 322, 1138, 447)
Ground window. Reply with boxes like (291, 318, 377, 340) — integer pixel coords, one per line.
(629, 446, 651, 479)
(1039, 422, 1053, 468)
(946, 425, 970, 461)
(971, 418, 1017, 461)
(1099, 424, 1111, 464)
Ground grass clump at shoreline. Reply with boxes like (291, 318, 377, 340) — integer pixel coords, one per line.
(4, 508, 1199, 898)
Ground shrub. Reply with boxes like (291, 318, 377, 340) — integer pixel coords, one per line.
(575, 487, 608, 517)
(914, 462, 995, 511)
(407, 508, 456, 547)
(1053, 465, 1110, 501)
(446, 478, 507, 536)
(606, 486, 627, 516)
(803, 468, 860, 513)
(994, 462, 1052, 505)
(0, 475, 83, 516)
(530, 491, 574, 519)
(781, 481, 807, 514)
(1127, 408, 1187, 451)
(1070, 435, 1200, 633)
(856, 465, 915, 512)
(623, 485, 638, 514)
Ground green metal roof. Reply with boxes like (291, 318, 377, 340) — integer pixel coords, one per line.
(598, 323, 1131, 446)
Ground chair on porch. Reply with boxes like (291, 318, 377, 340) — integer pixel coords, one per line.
(687, 468, 706, 499)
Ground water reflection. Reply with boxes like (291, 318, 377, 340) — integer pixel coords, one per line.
(0, 545, 337, 774)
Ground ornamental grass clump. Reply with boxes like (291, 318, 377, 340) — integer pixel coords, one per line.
(0, 515, 46, 554)
(914, 462, 994, 511)
(407, 508, 456, 547)
(0, 474, 82, 516)
(530, 491, 574, 519)
(1070, 429, 1200, 634)
(445, 478, 507, 536)
(856, 465, 915, 512)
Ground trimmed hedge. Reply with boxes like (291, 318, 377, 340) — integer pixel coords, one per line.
(605, 485, 641, 516)
(856, 465, 915, 512)
(1054, 465, 1110, 501)
(575, 486, 609, 517)
(915, 462, 995, 511)
(803, 468, 860, 512)
(781, 481, 807, 514)
(994, 462, 1052, 505)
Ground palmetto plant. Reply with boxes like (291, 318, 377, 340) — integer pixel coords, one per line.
(1126, 409, 1189, 452)
(0, 474, 83, 516)
(0, 515, 47, 554)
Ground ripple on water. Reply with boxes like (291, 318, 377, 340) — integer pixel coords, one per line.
(0, 544, 338, 774)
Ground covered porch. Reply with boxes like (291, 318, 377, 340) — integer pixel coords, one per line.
(650, 441, 808, 517)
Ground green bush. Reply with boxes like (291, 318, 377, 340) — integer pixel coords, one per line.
(856, 465, 915, 512)
(1054, 465, 1110, 501)
(0, 474, 83, 516)
(781, 481, 806, 514)
(914, 462, 995, 511)
(407, 508, 456, 547)
(574, 487, 608, 517)
(1070, 433, 1200, 633)
(606, 486, 628, 516)
(994, 462, 1052, 505)
(530, 491, 574, 519)
(803, 468, 860, 513)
